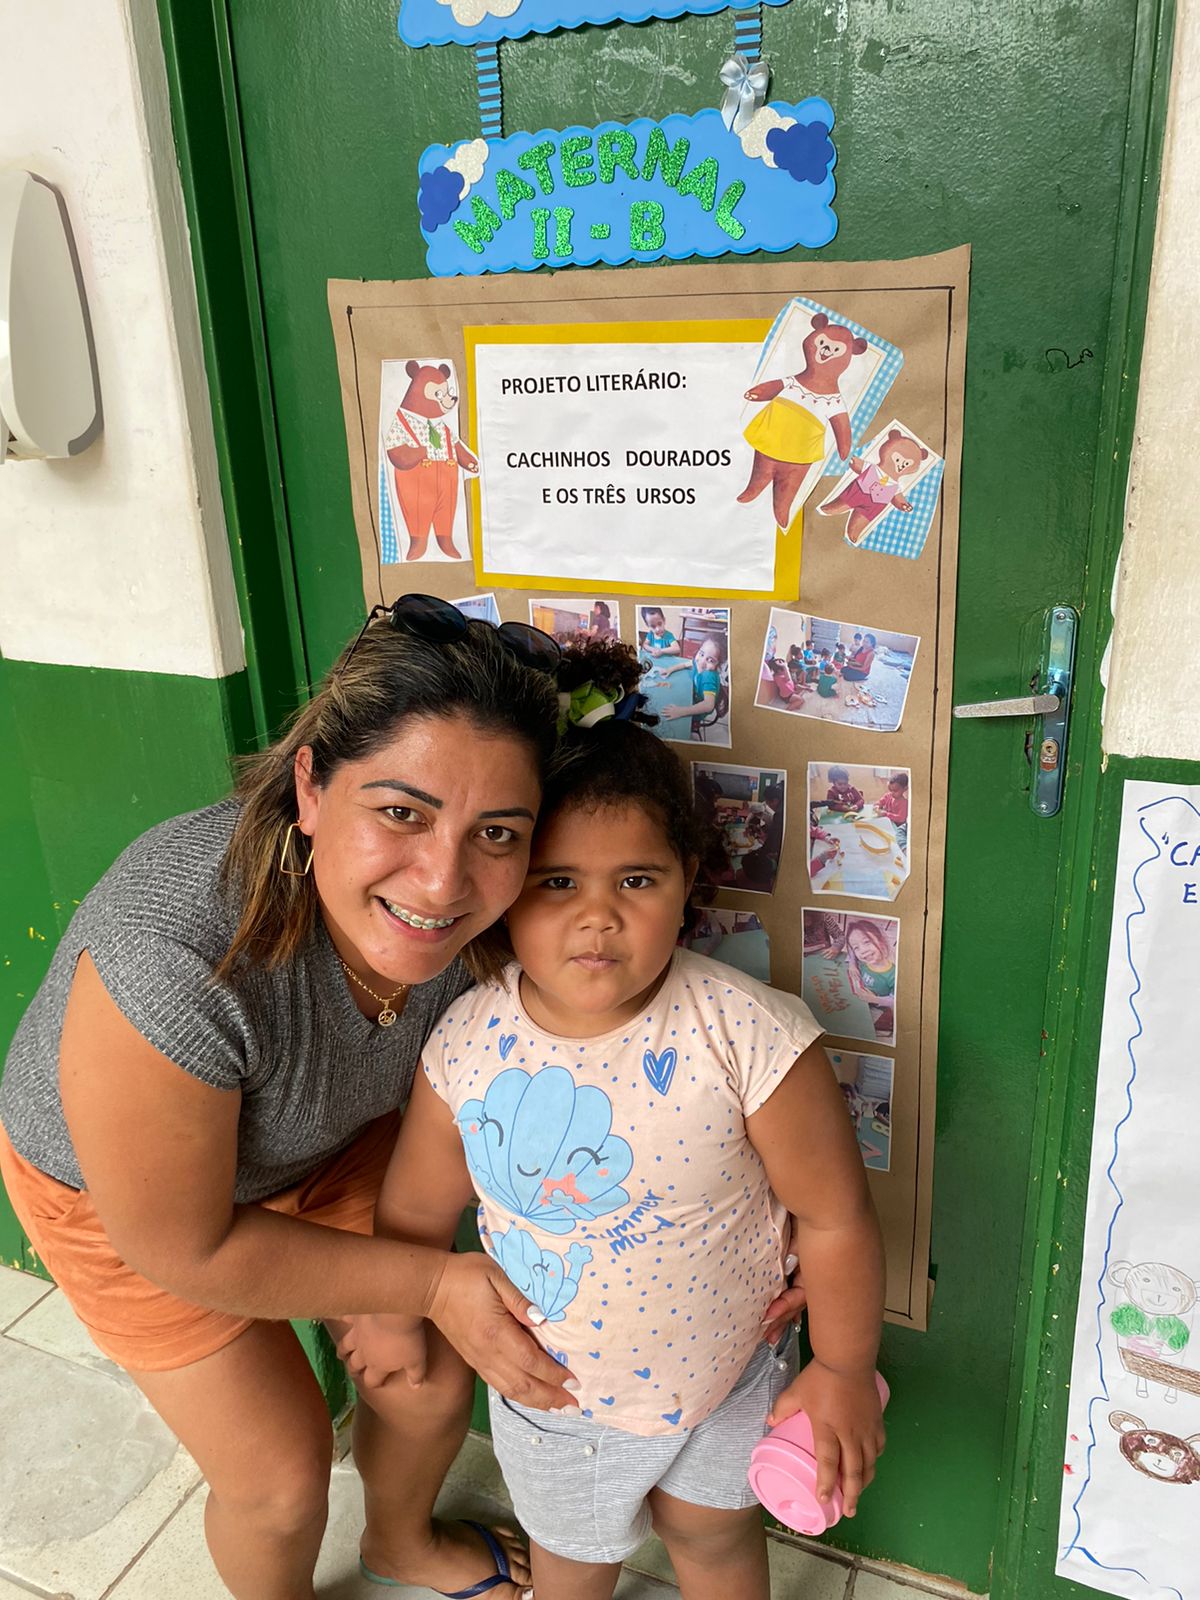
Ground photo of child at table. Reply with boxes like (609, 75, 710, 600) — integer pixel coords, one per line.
(756, 608, 919, 734)
(638, 604, 731, 747)
(807, 765, 912, 901)
(828, 1050, 895, 1172)
(802, 910, 899, 1047)
(529, 597, 622, 645)
(692, 763, 786, 895)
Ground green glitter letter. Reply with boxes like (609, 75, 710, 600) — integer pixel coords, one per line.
(453, 195, 503, 255)
(495, 168, 537, 221)
(715, 179, 747, 240)
(560, 135, 597, 188)
(677, 156, 719, 213)
(598, 129, 640, 185)
(640, 128, 690, 190)
(518, 141, 557, 196)
(629, 199, 665, 253)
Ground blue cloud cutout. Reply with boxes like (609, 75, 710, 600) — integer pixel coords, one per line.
(457, 1065, 634, 1234)
(418, 165, 466, 231)
(488, 1226, 592, 1322)
(765, 120, 835, 185)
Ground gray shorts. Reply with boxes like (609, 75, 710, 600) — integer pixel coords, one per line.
(487, 1334, 799, 1565)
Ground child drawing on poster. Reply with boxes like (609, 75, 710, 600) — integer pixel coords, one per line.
(737, 300, 901, 532)
(379, 358, 478, 564)
(637, 604, 732, 748)
(817, 420, 944, 559)
(1108, 1259, 1200, 1403)
(1108, 1412, 1200, 1484)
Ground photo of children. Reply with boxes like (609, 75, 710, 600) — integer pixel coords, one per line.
(827, 1049, 894, 1172)
(756, 607, 919, 733)
(808, 763, 912, 901)
(816, 418, 944, 560)
(802, 909, 899, 1047)
(637, 604, 732, 747)
(692, 763, 786, 896)
(679, 908, 770, 983)
(451, 592, 501, 625)
(528, 597, 622, 643)
(737, 298, 902, 533)
(378, 358, 477, 565)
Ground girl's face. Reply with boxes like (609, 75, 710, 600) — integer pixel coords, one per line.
(295, 712, 541, 994)
(506, 800, 695, 1037)
(695, 639, 721, 673)
(889, 779, 904, 796)
(648, 615, 666, 637)
(847, 927, 886, 965)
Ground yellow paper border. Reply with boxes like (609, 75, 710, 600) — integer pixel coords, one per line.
(464, 319, 802, 602)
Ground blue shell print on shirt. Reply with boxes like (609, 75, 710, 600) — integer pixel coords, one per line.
(457, 1064, 634, 1234)
(487, 1225, 592, 1322)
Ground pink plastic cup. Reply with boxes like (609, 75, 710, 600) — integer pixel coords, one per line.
(747, 1371, 890, 1534)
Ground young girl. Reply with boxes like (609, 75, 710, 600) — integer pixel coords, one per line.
(358, 642, 885, 1600)
(656, 634, 726, 736)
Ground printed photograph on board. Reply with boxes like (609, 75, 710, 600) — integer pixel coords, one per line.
(808, 763, 911, 901)
(692, 763, 786, 896)
(737, 297, 903, 534)
(756, 607, 919, 733)
(528, 597, 622, 643)
(827, 1048, 894, 1172)
(452, 592, 501, 626)
(636, 604, 732, 748)
(679, 907, 770, 984)
(802, 909, 899, 1047)
(378, 358, 477, 565)
(816, 418, 944, 560)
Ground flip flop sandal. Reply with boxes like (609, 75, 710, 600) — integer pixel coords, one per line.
(360, 1519, 518, 1597)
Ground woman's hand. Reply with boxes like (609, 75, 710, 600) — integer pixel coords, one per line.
(768, 1360, 886, 1516)
(337, 1313, 430, 1391)
(761, 1244, 805, 1342)
(427, 1253, 578, 1410)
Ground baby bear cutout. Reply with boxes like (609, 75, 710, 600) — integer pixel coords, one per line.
(739, 313, 867, 533)
(383, 360, 479, 562)
(820, 428, 928, 546)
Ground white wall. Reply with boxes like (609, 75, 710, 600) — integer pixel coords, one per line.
(0, 0, 243, 679)
(1104, 1, 1200, 760)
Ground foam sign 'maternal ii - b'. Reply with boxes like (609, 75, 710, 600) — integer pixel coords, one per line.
(400, 0, 791, 48)
(418, 105, 837, 276)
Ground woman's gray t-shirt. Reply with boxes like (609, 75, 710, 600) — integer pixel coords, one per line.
(0, 799, 473, 1203)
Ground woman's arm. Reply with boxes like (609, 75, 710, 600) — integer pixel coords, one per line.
(60, 953, 573, 1407)
(746, 1040, 885, 1516)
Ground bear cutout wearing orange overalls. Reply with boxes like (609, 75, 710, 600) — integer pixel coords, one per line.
(384, 361, 480, 561)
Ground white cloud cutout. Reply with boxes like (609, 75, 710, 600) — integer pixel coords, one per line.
(737, 105, 797, 168)
(446, 138, 490, 201)
(436, 0, 521, 27)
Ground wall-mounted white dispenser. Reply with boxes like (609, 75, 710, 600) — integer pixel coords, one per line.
(0, 170, 102, 462)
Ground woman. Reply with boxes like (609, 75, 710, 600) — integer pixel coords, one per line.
(841, 632, 877, 684)
(0, 599, 572, 1600)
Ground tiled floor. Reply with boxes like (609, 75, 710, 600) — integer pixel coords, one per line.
(0, 1265, 981, 1600)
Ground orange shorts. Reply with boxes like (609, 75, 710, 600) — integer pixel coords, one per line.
(0, 1111, 400, 1373)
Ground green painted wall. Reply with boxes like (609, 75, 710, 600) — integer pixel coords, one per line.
(0, 656, 248, 1267)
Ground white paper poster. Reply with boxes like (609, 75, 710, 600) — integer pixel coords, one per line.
(1058, 781, 1200, 1599)
(468, 334, 775, 594)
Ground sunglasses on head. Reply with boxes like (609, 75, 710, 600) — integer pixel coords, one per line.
(345, 593, 562, 676)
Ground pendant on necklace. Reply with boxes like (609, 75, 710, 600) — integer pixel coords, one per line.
(378, 1006, 398, 1027)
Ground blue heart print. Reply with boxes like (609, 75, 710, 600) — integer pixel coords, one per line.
(487, 1015, 501, 1029)
(498, 1033, 517, 1060)
(589, 1351, 601, 1359)
(661, 1408, 683, 1426)
(591, 1318, 604, 1329)
(599, 1396, 615, 1405)
(634, 1367, 651, 1379)
(642, 1047, 677, 1096)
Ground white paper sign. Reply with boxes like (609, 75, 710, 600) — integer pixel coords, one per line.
(470, 338, 777, 593)
(1058, 780, 1200, 1599)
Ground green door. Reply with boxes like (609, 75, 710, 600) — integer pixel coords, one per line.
(156, 1, 1173, 1591)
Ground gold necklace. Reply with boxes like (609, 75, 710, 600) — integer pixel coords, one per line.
(339, 960, 410, 1027)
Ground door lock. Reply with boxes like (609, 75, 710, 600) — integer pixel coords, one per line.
(952, 606, 1077, 817)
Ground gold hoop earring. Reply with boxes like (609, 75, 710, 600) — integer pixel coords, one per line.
(279, 821, 314, 878)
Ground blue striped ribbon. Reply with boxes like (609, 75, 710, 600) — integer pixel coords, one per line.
(475, 43, 502, 139)
(732, 3, 763, 63)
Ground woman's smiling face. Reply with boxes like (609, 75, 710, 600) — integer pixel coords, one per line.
(295, 711, 542, 992)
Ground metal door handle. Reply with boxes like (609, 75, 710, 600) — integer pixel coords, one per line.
(951, 606, 1078, 817)
(953, 693, 1060, 719)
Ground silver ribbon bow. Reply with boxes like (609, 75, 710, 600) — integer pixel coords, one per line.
(719, 53, 770, 135)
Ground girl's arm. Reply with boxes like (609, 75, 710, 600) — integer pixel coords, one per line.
(746, 1040, 886, 1516)
(658, 657, 692, 676)
(661, 690, 716, 720)
(60, 952, 573, 1409)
